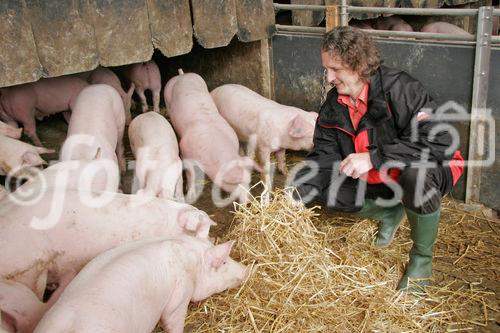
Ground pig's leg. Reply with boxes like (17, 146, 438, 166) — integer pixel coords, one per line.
(62, 111, 71, 124)
(257, 147, 273, 205)
(184, 165, 195, 203)
(246, 134, 258, 161)
(136, 88, 148, 113)
(160, 299, 189, 333)
(152, 89, 160, 113)
(143, 170, 162, 197)
(174, 176, 184, 202)
(116, 128, 126, 174)
(275, 149, 288, 175)
(20, 112, 42, 146)
(257, 147, 272, 190)
(117, 145, 126, 174)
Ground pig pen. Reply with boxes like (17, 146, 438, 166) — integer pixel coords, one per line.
(27, 82, 498, 333)
(1, 1, 499, 332)
(26, 88, 500, 333)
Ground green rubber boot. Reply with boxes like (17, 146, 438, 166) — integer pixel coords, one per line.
(397, 208, 441, 291)
(355, 199, 405, 248)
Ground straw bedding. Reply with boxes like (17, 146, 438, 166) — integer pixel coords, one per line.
(162, 189, 498, 332)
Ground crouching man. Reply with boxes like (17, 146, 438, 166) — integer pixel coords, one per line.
(292, 26, 464, 291)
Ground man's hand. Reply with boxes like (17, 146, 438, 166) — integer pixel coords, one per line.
(339, 152, 373, 179)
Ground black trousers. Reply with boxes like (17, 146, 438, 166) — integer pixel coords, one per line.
(299, 166, 454, 215)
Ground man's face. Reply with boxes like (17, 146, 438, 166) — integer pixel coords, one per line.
(321, 51, 363, 98)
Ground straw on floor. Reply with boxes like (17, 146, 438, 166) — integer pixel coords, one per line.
(180, 188, 498, 332)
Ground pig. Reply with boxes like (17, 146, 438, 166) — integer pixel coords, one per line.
(421, 21, 470, 35)
(88, 66, 135, 125)
(128, 112, 183, 200)
(124, 60, 162, 113)
(0, 188, 216, 301)
(0, 277, 73, 333)
(164, 72, 257, 203)
(0, 135, 54, 177)
(61, 84, 126, 173)
(13, 160, 120, 196)
(0, 76, 88, 146)
(211, 84, 318, 189)
(373, 15, 413, 32)
(34, 236, 249, 333)
(0, 120, 22, 139)
(349, 19, 374, 30)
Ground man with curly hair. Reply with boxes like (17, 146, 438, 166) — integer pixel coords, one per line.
(293, 26, 464, 291)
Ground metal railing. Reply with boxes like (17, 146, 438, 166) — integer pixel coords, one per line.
(272, 3, 498, 205)
(273, 3, 500, 43)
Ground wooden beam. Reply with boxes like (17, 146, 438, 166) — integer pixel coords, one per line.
(325, 6, 340, 32)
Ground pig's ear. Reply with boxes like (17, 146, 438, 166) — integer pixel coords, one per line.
(22, 151, 46, 166)
(288, 115, 307, 138)
(309, 111, 319, 121)
(195, 214, 217, 239)
(206, 240, 235, 269)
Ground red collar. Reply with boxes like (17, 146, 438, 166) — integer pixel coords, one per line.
(337, 82, 369, 108)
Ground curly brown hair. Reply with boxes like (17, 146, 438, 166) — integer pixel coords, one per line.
(322, 26, 380, 81)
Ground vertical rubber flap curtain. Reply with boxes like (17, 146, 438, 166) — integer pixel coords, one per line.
(0, 0, 275, 88)
(0, 1, 43, 86)
(26, 0, 98, 77)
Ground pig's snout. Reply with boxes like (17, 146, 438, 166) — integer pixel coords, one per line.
(221, 166, 245, 185)
(222, 160, 253, 186)
(226, 262, 251, 290)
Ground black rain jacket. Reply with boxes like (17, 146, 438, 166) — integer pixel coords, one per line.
(294, 65, 454, 194)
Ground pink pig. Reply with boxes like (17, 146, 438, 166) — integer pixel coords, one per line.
(421, 22, 470, 35)
(14, 160, 121, 195)
(128, 112, 183, 200)
(0, 135, 54, 177)
(0, 276, 73, 333)
(211, 84, 318, 189)
(164, 72, 256, 203)
(0, 76, 88, 146)
(88, 66, 135, 125)
(34, 236, 249, 333)
(0, 120, 22, 139)
(373, 15, 413, 32)
(349, 19, 374, 30)
(0, 188, 216, 302)
(124, 60, 162, 113)
(61, 84, 126, 173)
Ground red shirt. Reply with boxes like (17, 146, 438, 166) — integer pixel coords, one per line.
(337, 83, 369, 131)
(337, 83, 400, 183)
